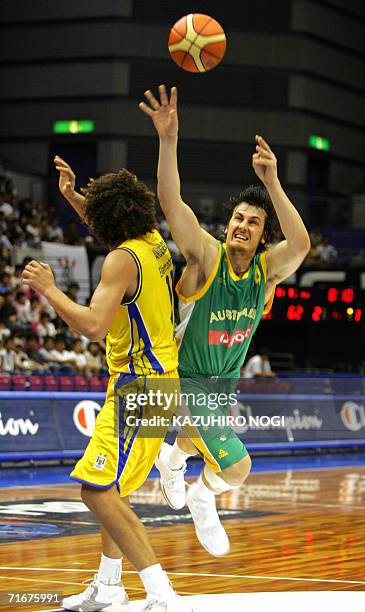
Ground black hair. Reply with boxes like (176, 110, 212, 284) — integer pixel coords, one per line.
(223, 184, 281, 250)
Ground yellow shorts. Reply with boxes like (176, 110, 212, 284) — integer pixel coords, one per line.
(71, 369, 179, 497)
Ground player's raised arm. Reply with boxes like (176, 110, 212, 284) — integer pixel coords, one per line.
(139, 85, 216, 263)
(22, 250, 137, 341)
(54, 156, 86, 220)
(252, 135, 311, 284)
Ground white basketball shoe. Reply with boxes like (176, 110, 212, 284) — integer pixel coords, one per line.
(62, 574, 129, 611)
(141, 591, 194, 611)
(186, 481, 230, 557)
(155, 442, 187, 509)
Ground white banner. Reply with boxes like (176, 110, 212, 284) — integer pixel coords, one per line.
(41, 242, 90, 303)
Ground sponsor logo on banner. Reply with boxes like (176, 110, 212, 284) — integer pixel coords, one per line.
(73, 400, 101, 437)
(208, 325, 252, 348)
(233, 404, 323, 441)
(0, 411, 39, 436)
(341, 401, 365, 431)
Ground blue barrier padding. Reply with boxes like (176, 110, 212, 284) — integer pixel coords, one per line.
(246, 439, 365, 451)
(2, 440, 365, 462)
(0, 450, 84, 461)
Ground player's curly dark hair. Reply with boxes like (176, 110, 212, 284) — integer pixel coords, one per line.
(81, 169, 157, 249)
(222, 184, 281, 250)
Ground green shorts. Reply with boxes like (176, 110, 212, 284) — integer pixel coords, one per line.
(178, 376, 248, 472)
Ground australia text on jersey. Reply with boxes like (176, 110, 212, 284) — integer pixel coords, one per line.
(210, 307, 257, 323)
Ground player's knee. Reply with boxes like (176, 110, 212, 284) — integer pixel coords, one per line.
(221, 453, 252, 487)
(81, 484, 108, 511)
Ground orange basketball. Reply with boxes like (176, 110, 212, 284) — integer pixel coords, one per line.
(168, 14, 226, 73)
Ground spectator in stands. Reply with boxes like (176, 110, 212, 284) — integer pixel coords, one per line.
(14, 291, 32, 324)
(66, 282, 80, 302)
(36, 312, 57, 338)
(38, 336, 56, 365)
(0, 321, 10, 343)
(0, 192, 14, 218)
(316, 237, 338, 264)
(49, 335, 75, 371)
(11, 265, 24, 290)
(0, 335, 26, 371)
(85, 341, 102, 374)
(23, 334, 46, 366)
(25, 217, 42, 246)
(0, 231, 13, 253)
(0, 273, 13, 294)
(44, 218, 64, 242)
(69, 338, 87, 373)
(0, 292, 17, 326)
(242, 348, 275, 379)
(29, 296, 42, 325)
(309, 228, 323, 247)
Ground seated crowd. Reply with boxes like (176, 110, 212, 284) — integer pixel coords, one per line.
(0, 159, 357, 378)
(0, 282, 107, 375)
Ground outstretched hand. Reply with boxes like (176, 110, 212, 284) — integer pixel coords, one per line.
(252, 135, 278, 187)
(54, 156, 77, 200)
(139, 85, 178, 138)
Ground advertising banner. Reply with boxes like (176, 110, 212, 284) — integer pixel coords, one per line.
(0, 381, 364, 460)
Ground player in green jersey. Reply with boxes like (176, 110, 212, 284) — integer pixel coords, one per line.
(140, 85, 310, 556)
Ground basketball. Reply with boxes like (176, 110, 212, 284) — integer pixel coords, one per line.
(168, 13, 226, 73)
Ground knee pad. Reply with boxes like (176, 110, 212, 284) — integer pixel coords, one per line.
(203, 465, 240, 494)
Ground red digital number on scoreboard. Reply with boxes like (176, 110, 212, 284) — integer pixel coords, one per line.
(287, 305, 304, 321)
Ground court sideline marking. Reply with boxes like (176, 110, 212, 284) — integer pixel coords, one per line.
(0, 566, 364, 585)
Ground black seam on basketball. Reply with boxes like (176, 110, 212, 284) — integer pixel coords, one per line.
(199, 44, 227, 62)
(194, 15, 214, 36)
(171, 26, 196, 47)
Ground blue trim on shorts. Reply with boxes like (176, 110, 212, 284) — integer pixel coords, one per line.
(69, 475, 117, 489)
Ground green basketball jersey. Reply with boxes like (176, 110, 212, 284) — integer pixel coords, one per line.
(176, 242, 274, 378)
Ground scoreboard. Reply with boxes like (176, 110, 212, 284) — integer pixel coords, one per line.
(264, 286, 363, 324)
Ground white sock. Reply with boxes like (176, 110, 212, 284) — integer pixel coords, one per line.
(97, 553, 122, 584)
(194, 472, 215, 500)
(139, 563, 172, 597)
(167, 440, 191, 470)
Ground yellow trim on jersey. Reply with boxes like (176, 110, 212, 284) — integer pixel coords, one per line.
(260, 251, 275, 315)
(176, 242, 221, 304)
(259, 251, 268, 280)
(263, 286, 275, 315)
(118, 247, 142, 305)
(223, 243, 251, 281)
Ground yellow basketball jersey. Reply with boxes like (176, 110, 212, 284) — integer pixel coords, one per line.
(106, 230, 178, 376)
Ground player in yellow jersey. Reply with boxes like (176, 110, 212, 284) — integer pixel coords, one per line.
(22, 160, 190, 612)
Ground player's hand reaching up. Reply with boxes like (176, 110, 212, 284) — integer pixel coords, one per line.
(54, 156, 77, 201)
(252, 135, 279, 188)
(139, 85, 178, 139)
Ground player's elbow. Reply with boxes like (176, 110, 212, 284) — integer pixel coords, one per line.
(86, 322, 106, 342)
(291, 234, 311, 260)
(299, 235, 311, 258)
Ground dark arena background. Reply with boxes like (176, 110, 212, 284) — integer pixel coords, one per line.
(0, 1, 364, 611)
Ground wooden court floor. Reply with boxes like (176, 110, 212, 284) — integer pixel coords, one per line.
(1, 464, 365, 610)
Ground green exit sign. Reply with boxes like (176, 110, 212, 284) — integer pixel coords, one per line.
(53, 120, 95, 134)
(309, 134, 330, 151)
